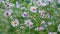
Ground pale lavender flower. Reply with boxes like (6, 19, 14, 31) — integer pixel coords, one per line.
(35, 26, 44, 31)
(39, 10, 45, 14)
(44, 0, 53, 3)
(11, 19, 19, 27)
(22, 12, 28, 18)
(16, 1, 20, 8)
(48, 32, 52, 34)
(24, 19, 33, 25)
(39, 10, 45, 18)
(4, 10, 12, 17)
(24, 19, 33, 28)
(58, 24, 60, 31)
(37, 0, 42, 6)
(37, 0, 47, 7)
(48, 32, 57, 34)
(58, 0, 60, 4)
(40, 13, 45, 18)
(29, 23, 33, 28)
(40, 3, 47, 7)
(30, 6, 37, 13)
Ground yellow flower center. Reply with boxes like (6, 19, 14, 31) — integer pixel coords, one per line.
(14, 21, 17, 24)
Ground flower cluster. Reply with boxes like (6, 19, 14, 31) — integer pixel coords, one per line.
(0, 0, 60, 34)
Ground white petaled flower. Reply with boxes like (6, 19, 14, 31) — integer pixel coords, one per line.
(40, 3, 47, 7)
(41, 20, 48, 28)
(38, 26, 44, 30)
(22, 12, 28, 18)
(37, 0, 42, 6)
(48, 32, 53, 34)
(39, 10, 45, 14)
(29, 22, 33, 28)
(44, 0, 53, 3)
(30, 6, 37, 13)
(16, 1, 20, 8)
(58, 24, 60, 31)
(11, 19, 19, 27)
(20, 26, 25, 29)
(5, 2, 10, 7)
(48, 22, 52, 25)
(52, 4, 56, 8)
(35, 26, 44, 31)
(20, 24, 25, 29)
(37, 0, 47, 7)
(24, 19, 33, 28)
(58, 0, 60, 4)
(39, 10, 45, 18)
(41, 20, 46, 24)
(47, 13, 50, 18)
(5, 2, 14, 8)
(4, 10, 12, 17)
(48, 32, 57, 34)
(35, 27, 40, 31)
(40, 13, 45, 18)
